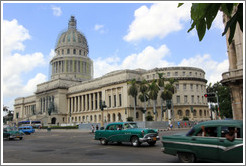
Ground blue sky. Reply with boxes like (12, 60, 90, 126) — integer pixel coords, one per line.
(2, 2, 229, 110)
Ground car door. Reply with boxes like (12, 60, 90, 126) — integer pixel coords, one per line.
(218, 126, 243, 163)
(105, 124, 116, 142)
(191, 126, 219, 161)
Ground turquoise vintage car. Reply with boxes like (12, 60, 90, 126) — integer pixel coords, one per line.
(94, 122, 160, 146)
(3, 126, 24, 140)
(161, 120, 243, 163)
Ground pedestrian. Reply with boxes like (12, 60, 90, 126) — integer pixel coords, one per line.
(184, 122, 187, 128)
(91, 125, 95, 133)
(170, 123, 173, 130)
(96, 124, 99, 130)
(177, 121, 180, 128)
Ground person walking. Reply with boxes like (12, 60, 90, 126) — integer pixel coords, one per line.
(177, 121, 180, 128)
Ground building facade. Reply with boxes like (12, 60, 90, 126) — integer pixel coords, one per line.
(13, 16, 211, 126)
(221, 6, 243, 120)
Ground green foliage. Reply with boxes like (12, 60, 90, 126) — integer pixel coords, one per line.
(148, 80, 160, 100)
(126, 117, 134, 122)
(179, 3, 243, 44)
(146, 115, 154, 121)
(183, 117, 189, 121)
(206, 82, 233, 118)
(127, 79, 138, 98)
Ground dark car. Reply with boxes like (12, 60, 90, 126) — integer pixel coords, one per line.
(3, 126, 24, 140)
(161, 120, 243, 163)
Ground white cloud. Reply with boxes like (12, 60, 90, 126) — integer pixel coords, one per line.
(49, 49, 55, 60)
(51, 6, 62, 16)
(2, 19, 47, 100)
(3, 19, 31, 56)
(23, 73, 47, 95)
(93, 44, 172, 78)
(94, 24, 105, 34)
(178, 54, 229, 84)
(124, 3, 191, 42)
(212, 11, 224, 32)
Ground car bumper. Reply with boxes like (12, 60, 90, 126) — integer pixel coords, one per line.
(139, 135, 160, 143)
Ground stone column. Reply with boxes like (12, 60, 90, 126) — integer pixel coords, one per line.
(82, 95, 84, 111)
(78, 95, 81, 112)
(97, 92, 100, 110)
(85, 94, 88, 111)
(71, 97, 74, 113)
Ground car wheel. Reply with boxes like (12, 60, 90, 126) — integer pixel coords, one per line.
(117, 142, 122, 145)
(131, 136, 140, 147)
(100, 138, 108, 145)
(147, 141, 156, 146)
(19, 137, 23, 140)
(178, 152, 196, 163)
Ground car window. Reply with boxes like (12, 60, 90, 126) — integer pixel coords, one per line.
(186, 128, 195, 136)
(221, 126, 242, 138)
(106, 125, 115, 130)
(116, 124, 123, 130)
(195, 126, 218, 137)
(129, 123, 138, 128)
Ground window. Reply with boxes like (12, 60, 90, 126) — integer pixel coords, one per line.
(167, 72, 170, 76)
(62, 49, 64, 55)
(183, 71, 185, 76)
(189, 72, 192, 76)
(183, 84, 186, 90)
(73, 49, 76, 54)
(147, 75, 149, 79)
(108, 96, 111, 107)
(114, 95, 116, 107)
(178, 110, 182, 116)
(119, 94, 122, 107)
(196, 127, 218, 137)
(16, 113, 19, 119)
(186, 110, 190, 116)
(136, 112, 139, 119)
(67, 49, 70, 54)
(190, 84, 193, 90)
(176, 84, 179, 90)
(196, 84, 199, 91)
(176, 96, 180, 104)
(199, 110, 202, 116)
(79, 50, 81, 55)
(197, 96, 200, 103)
(191, 95, 194, 103)
(221, 126, 241, 138)
(184, 95, 188, 103)
(175, 72, 178, 76)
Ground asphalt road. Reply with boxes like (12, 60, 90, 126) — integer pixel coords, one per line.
(3, 129, 190, 163)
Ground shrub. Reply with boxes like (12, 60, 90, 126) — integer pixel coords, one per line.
(126, 117, 134, 122)
(183, 117, 189, 121)
(146, 115, 154, 121)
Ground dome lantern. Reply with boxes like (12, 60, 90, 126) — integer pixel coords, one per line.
(68, 16, 77, 29)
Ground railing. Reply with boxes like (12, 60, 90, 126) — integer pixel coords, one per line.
(222, 69, 243, 81)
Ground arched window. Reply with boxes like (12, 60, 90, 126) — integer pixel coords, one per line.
(178, 110, 182, 116)
(113, 113, 116, 122)
(75, 117, 77, 122)
(79, 116, 81, 121)
(136, 112, 139, 119)
(94, 115, 97, 122)
(193, 110, 197, 116)
(118, 113, 122, 121)
(107, 114, 111, 122)
(90, 115, 93, 121)
(185, 110, 190, 116)
(199, 110, 203, 117)
(204, 110, 207, 116)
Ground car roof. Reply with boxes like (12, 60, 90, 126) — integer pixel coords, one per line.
(195, 120, 243, 128)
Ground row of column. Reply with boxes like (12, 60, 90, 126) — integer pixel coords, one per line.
(40, 96, 54, 113)
(24, 105, 35, 116)
(106, 88, 122, 108)
(68, 92, 102, 113)
(52, 60, 87, 74)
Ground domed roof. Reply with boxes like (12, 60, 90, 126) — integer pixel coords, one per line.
(56, 16, 89, 53)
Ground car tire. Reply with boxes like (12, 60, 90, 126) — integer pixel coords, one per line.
(100, 138, 108, 145)
(178, 152, 196, 163)
(19, 137, 23, 140)
(147, 141, 156, 146)
(131, 136, 140, 147)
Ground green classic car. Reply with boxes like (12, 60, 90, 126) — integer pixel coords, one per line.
(94, 122, 160, 146)
(161, 120, 243, 163)
(3, 126, 24, 140)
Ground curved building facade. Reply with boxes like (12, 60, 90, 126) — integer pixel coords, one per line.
(13, 16, 211, 126)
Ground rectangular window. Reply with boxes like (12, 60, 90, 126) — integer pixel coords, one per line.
(175, 72, 178, 76)
(197, 96, 200, 103)
(119, 94, 122, 107)
(108, 96, 111, 107)
(176, 84, 179, 90)
(114, 95, 116, 107)
(190, 84, 193, 90)
(196, 84, 199, 91)
(183, 71, 185, 76)
(184, 95, 188, 103)
(183, 84, 186, 90)
(177, 96, 180, 103)
(191, 95, 194, 103)
(167, 72, 170, 76)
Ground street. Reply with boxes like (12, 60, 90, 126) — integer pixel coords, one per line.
(3, 129, 190, 163)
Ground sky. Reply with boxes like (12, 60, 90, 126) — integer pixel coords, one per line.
(2, 1, 229, 111)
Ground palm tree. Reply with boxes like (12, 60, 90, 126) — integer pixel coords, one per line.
(162, 78, 178, 124)
(157, 72, 165, 121)
(148, 79, 160, 121)
(138, 79, 149, 122)
(127, 79, 138, 121)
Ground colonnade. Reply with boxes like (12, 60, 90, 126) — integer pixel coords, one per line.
(52, 60, 87, 74)
(24, 105, 36, 116)
(40, 96, 54, 113)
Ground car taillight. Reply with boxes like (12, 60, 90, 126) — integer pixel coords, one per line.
(141, 130, 145, 137)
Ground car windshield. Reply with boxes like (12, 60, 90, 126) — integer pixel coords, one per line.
(128, 123, 138, 128)
(186, 128, 195, 136)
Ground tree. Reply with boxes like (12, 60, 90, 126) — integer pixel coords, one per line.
(206, 82, 233, 118)
(3, 105, 13, 124)
(179, 3, 243, 44)
(127, 79, 138, 121)
(157, 72, 166, 121)
(148, 80, 160, 121)
(138, 79, 149, 122)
